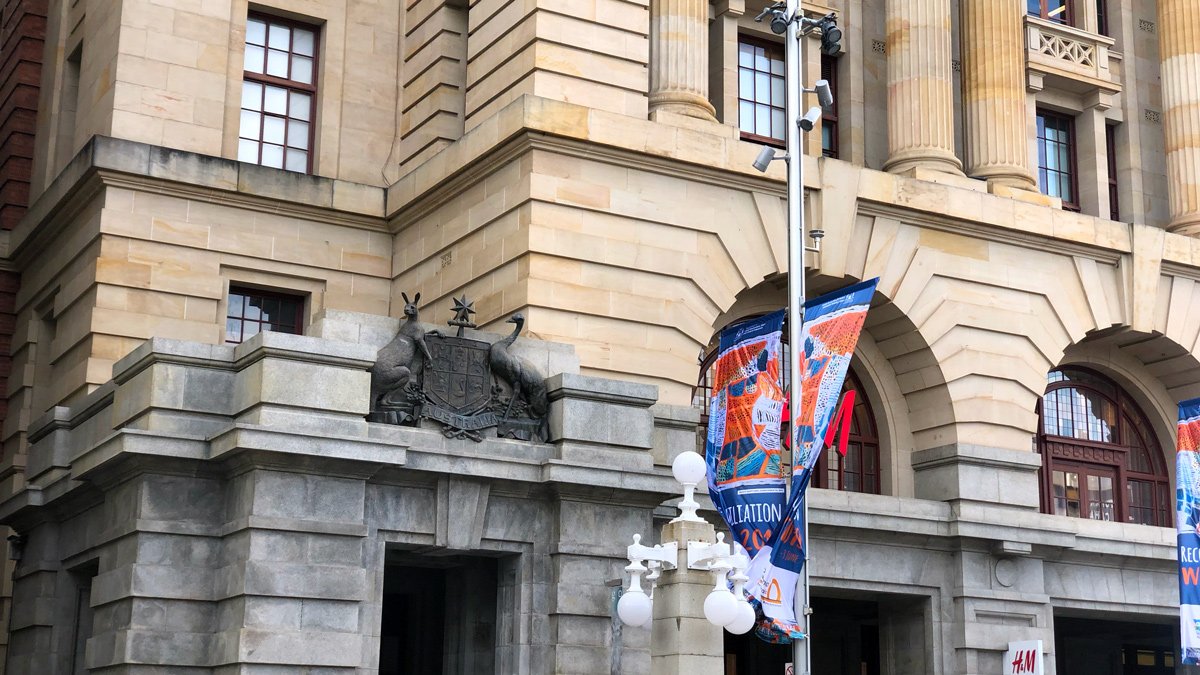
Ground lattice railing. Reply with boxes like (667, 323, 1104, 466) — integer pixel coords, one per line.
(1025, 16, 1119, 90)
(1036, 31, 1096, 67)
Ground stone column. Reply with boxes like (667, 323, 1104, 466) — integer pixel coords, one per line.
(649, 0, 718, 122)
(650, 518, 723, 675)
(1158, 0, 1200, 235)
(961, 0, 1037, 192)
(883, 0, 963, 176)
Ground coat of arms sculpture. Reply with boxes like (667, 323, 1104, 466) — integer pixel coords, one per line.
(367, 294, 549, 442)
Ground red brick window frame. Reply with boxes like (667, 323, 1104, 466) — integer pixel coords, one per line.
(225, 286, 306, 344)
(239, 13, 319, 173)
(737, 35, 787, 147)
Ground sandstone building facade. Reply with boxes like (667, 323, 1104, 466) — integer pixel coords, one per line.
(0, 0, 1197, 672)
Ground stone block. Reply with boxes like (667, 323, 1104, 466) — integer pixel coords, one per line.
(546, 373, 657, 449)
(912, 443, 1042, 509)
(650, 403, 700, 467)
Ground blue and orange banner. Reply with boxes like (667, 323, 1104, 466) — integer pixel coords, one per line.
(704, 310, 787, 559)
(1177, 397, 1200, 665)
(745, 278, 878, 642)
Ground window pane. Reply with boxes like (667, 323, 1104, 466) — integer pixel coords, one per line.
(739, 68, 754, 100)
(290, 91, 311, 121)
(293, 29, 315, 56)
(755, 105, 771, 136)
(243, 321, 261, 339)
(239, 110, 260, 140)
(246, 19, 267, 46)
(228, 293, 244, 318)
(754, 46, 768, 71)
(241, 81, 263, 109)
(755, 72, 770, 104)
(771, 109, 785, 138)
(1027, 0, 1040, 15)
(264, 86, 287, 114)
(292, 55, 313, 85)
(738, 43, 754, 67)
(266, 49, 289, 78)
(287, 120, 309, 149)
(261, 144, 284, 168)
(237, 139, 259, 163)
(770, 56, 784, 76)
(738, 101, 754, 134)
(262, 116, 285, 145)
(770, 76, 785, 107)
(226, 318, 243, 343)
(244, 45, 265, 74)
(285, 149, 308, 172)
(268, 23, 290, 49)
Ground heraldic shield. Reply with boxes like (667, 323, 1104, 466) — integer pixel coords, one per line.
(423, 334, 491, 414)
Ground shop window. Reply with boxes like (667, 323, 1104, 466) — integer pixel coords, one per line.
(737, 37, 786, 146)
(239, 14, 318, 172)
(1037, 367, 1169, 527)
(225, 286, 306, 344)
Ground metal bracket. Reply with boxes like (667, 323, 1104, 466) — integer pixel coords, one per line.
(628, 536, 678, 571)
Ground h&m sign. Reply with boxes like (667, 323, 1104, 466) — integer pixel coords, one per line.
(1004, 640, 1044, 675)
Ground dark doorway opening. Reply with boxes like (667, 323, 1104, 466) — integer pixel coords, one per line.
(723, 596, 880, 675)
(1055, 615, 1177, 675)
(379, 552, 499, 675)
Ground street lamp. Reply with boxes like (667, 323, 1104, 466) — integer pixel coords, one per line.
(615, 451, 757, 635)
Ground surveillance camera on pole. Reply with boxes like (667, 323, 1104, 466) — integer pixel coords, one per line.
(752, 146, 789, 173)
(798, 106, 822, 132)
(814, 80, 833, 108)
(818, 17, 843, 56)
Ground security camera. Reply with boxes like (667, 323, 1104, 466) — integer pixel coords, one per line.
(753, 145, 777, 173)
(798, 106, 822, 132)
(770, 12, 790, 34)
(814, 79, 834, 108)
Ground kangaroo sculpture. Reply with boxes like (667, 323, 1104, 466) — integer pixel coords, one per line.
(369, 292, 435, 408)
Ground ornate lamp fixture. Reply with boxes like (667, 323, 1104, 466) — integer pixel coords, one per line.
(615, 451, 757, 634)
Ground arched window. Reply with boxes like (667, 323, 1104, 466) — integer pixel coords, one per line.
(1037, 367, 1169, 526)
(694, 324, 882, 495)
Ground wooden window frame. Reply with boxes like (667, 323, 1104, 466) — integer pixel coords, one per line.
(1028, 0, 1074, 26)
(1036, 367, 1170, 527)
(737, 35, 787, 148)
(820, 54, 839, 159)
(1036, 109, 1081, 212)
(1096, 0, 1109, 36)
(242, 12, 319, 174)
(225, 285, 307, 345)
(1106, 123, 1119, 221)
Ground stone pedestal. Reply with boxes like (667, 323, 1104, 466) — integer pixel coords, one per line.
(1158, 0, 1200, 235)
(650, 518, 723, 675)
(649, 0, 717, 121)
(961, 0, 1037, 192)
(883, 0, 963, 176)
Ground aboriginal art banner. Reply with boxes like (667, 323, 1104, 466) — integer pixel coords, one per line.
(704, 310, 787, 559)
(745, 278, 878, 643)
(1177, 397, 1200, 665)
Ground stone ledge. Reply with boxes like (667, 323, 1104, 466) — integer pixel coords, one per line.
(912, 443, 1043, 471)
(546, 372, 658, 406)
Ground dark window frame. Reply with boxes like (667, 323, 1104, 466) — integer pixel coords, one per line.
(1028, 0, 1074, 25)
(737, 34, 787, 148)
(241, 12, 320, 174)
(820, 54, 839, 159)
(1036, 108, 1081, 212)
(1096, 0, 1109, 36)
(1036, 366, 1170, 527)
(1106, 123, 1119, 221)
(225, 285, 307, 345)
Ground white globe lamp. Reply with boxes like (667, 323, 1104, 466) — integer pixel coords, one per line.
(703, 588, 739, 627)
(671, 452, 707, 523)
(725, 600, 756, 634)
(617, 588, 652, 627)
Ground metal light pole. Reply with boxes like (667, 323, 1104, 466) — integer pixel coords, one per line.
(751, 5, 841, 674)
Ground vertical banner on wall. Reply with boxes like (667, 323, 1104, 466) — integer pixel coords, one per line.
(704, 310, 788, 558)
(1177, 397, 1200, 665)
(746, 278, 878, 642)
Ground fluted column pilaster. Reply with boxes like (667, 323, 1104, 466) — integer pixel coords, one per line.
(883, 0, 962, 175)
(1159, 0, 1200, 235)
(961, 0, 1037, 191)
(649, 0, 717, 121)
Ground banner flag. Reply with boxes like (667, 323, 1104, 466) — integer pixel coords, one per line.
(745, 278, 878, 643)
(704, 310, 788, 558)
(1177, 397, 1200, 665)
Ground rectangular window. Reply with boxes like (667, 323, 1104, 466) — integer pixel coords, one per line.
(239, 14, 318, 173)
(1105, 124, 1119, 221)
(820, 54, 839, 159)
(1097, 0, 1109, 35)
(225, 286, 306, 344)
(737, 37, 786, 146)
(1036, 109, 1079, 211)
(1028, 0, 1072, 25)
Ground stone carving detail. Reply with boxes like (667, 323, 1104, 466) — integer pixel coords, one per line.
(368, 294, 548, 442)
(1035, 31, 1095, 67)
